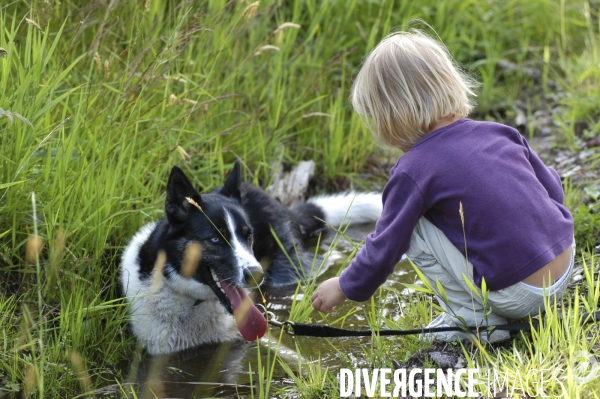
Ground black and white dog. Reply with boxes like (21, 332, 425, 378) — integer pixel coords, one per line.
(120, 162, 381, 355)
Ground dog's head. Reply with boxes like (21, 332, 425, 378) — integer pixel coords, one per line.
(161, 161, 266, 341)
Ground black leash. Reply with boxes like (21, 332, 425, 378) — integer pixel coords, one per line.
(259, 306, 600, 338)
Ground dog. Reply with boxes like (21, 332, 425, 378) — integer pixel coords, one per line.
(120, 161, 382, 355)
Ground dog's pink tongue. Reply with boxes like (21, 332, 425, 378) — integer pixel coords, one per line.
(218, 277, 267, 341)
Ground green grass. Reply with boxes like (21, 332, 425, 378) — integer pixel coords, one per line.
(281, 251, 600, 398)
(1, 0, 599, 397)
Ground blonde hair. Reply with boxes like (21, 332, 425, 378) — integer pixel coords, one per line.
(351, 30, 478, 149)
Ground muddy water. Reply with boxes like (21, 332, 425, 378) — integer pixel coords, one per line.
(125, 224, 416, 398)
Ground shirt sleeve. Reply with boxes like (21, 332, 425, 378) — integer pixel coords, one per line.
(338, 169, 426, 301)
(522, 138, 565, 205)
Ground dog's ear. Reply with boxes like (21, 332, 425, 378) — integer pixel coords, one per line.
(220, 161, 242, 200)
(165, 166, 202, 225)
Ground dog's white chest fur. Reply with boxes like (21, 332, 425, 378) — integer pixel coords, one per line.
(120, 222, 239, 355)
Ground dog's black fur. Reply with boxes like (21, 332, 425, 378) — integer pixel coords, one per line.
(120, 161, 381, 354)
(130, 161, 326, 313)
(155, 161, 325, 292)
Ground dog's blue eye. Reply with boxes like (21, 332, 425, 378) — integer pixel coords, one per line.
(211, 237, 220, 243)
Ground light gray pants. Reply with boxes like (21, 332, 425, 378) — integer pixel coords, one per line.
(406, 218, 574, 326)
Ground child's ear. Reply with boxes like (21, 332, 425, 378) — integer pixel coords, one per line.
(220, 161, 242, 200)
(165, 166, 202, 225)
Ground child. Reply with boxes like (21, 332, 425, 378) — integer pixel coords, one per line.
(311, 30, 575, 343)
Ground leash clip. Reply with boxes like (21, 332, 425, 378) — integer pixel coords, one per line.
(257, 304, 296, 336)
(267, 313, 295, 336)
(281, 320, 295, 336)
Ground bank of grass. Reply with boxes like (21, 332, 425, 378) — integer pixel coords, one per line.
(270, 248, 600, 398)
(1, 0, 599, 397)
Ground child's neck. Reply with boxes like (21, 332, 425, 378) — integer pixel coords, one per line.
(430, 114, 461, 132)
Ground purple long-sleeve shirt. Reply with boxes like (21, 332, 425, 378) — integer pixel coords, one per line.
(339, 119, 574, 301)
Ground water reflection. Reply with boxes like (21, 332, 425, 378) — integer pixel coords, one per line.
(130, 341, 251, 398)
(123, 223, 416, 398)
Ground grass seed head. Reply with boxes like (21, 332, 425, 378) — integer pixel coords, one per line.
(26, 235, 44, 264)
(181, 241, 202, 278)
(50, 229, 66, 267)
(24, 365, 36, 398)
(185, 197, 203, 211)
(94, 52, 101, 70)
(233, 296, 254, 325)
(274, 22, 300, 45)
(254, 45, 280, 56)
(68, 349, 92, 392)
(176, 145, 190, 161)
(242, 2, 259, 19)
(25, 18, 43, 32)
(151, 250, 166, 293)
(45, 229, 66, 299)
(273, 22, 301, 34)
(259, 256, 272, 271)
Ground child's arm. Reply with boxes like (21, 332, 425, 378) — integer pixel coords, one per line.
(337, 171, 425, 302)
(311, 277, 347, 313)
(312, 168, 425, 311)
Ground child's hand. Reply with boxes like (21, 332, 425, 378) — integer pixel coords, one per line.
(311, 277, 347, 313)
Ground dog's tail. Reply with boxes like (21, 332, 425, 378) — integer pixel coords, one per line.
(291, 192, 382, 239)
